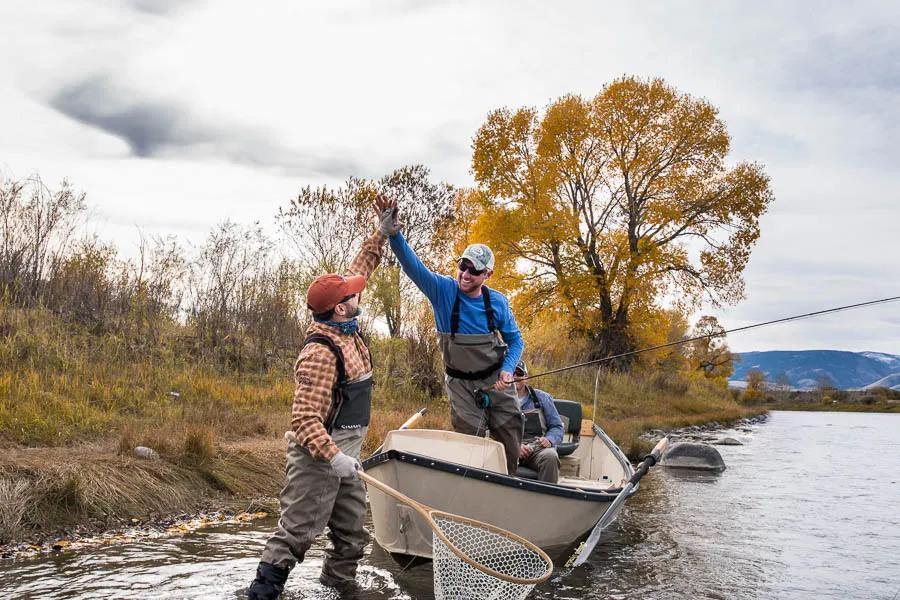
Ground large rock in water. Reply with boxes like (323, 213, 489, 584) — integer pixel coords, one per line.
(713, 437, 743, 446)
(660, 442, 726, 472)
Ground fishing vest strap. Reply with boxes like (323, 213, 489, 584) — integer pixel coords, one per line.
(522, 387, 549, 439)
(450, 286, 497, 339)
(303, 334, 346, 383)
(302, 333, 349, 433)
(528, 387, 547, 423)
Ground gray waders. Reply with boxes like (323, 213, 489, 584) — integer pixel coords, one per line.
(520, 389, 560, 483)
(440, 288, 523, 475)
(254, 334, 372, 598)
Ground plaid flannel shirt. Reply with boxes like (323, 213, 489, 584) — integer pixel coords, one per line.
(291, 231, 386, 461)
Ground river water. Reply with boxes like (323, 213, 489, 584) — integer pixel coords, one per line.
(2, 411, 899, 599)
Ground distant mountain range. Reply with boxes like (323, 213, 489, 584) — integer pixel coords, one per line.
(730, 350, 900, 390)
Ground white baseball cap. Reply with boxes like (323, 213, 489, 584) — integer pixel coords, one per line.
(458, 243, 495, 271)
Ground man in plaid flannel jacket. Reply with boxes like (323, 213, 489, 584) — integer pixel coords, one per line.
(248, 195, 397, 600)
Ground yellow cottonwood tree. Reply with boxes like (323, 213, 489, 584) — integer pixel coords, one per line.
(471, 76, 773, 361)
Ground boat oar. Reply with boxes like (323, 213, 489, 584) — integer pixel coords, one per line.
(397, 407, 428, 430)
(570, 437, 669, 567)
(370, 407, 428, 455)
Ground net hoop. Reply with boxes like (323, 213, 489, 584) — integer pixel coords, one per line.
(359, 471, 554, 586)
(429, 509, 553, 584)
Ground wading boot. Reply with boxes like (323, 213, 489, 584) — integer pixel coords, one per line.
(319, 571, 361, 595)
(247, 562, 291, 600)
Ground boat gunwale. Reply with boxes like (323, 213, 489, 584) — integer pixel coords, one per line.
(362, 449, 627, 502)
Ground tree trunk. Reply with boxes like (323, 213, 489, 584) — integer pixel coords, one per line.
(590, 311, 635, 370)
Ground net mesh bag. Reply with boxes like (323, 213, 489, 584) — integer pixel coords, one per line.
(431, 512, 552, 600)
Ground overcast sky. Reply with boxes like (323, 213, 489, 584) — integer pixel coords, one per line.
(1, 0, 898, 353)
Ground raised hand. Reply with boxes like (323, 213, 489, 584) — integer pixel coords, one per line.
(374, 194, 400, 236)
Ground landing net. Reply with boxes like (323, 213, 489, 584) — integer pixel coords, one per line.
(431, 512, 553, 600)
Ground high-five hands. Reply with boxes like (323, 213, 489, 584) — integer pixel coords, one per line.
(374, 194, 400, 236)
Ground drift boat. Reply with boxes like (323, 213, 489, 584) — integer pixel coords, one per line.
(361, 400, 636, 562)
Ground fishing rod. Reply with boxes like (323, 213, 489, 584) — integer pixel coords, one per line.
(514, 295, 900, 385)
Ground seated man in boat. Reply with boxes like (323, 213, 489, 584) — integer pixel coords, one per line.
(383, 208, 525, 475)
(513, 361, 564, 483)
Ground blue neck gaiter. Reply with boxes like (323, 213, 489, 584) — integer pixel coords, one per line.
(315, 317, 359, 335)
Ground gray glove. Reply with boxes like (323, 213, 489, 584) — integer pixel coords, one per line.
(377, 207, 401, 236)
(329, 451, 361, 479)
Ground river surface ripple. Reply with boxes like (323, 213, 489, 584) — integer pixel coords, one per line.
(1, 411, 899, 599)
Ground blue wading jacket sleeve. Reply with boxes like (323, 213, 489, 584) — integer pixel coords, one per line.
(530, 387, 565, 446)
(389, 232, 524, 373)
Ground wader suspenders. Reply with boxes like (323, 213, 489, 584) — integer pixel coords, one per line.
(302, 333, 348, 434)
(445, 287, 504, 381)
(526, 387, 548, 436)
(530, 388, 545, 417)
(450, 286, 496, 339)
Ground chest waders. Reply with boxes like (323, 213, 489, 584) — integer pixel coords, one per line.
(256, 331, 373, 586)
(438, 286, 523, 475)
(522, 388, 548, 441)
(302, 333, 372, 458)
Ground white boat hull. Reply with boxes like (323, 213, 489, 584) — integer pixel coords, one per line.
(362, 424, 634, 560)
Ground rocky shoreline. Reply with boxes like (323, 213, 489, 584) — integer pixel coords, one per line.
(640, 413, 770, 446)
(0, 501, 278, 561)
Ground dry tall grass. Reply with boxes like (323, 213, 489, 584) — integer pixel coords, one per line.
(0, 439, 287, 545)
(0, 305, 293, 448)
(0, 478, 30, 544)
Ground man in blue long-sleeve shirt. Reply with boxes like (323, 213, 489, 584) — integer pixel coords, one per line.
(382, 209, 524, 475)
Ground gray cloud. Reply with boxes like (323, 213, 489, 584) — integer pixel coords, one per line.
(48, 75, 359, 177)
(728, 117, 808, 165)
(775, 24, 900, 167)
(51, 77, 206, 156)
(783, 26, 900, 94)
(125, 0, 195, 16)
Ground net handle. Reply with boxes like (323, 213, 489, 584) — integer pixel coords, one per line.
(358, 471, 554, 584)
(358, 470, 432, 520)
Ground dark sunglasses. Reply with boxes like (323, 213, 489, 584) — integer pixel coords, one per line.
(338, 293, 358, 304)
(514, 369, 525, 377)
(457, 260, 486, 277)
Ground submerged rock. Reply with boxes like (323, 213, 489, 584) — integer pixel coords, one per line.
(661, 442, 726, 472)
(133, 446, 160, 460)
(714, 437, 744, 446)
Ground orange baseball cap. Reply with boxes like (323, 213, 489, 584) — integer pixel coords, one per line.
(306, 274, 366, 313)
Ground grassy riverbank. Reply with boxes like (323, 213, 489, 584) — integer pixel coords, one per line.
(773, 402, 900, 413)
(743, 387, 900, 414)
(0, 306, 761, 548)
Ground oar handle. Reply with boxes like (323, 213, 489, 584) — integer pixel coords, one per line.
(398, 407, 428, 430)
(371, 407, 428, 456)
(648, 437, 668, 463)
(627, 437, 669, 486)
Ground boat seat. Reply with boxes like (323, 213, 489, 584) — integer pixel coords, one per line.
(515, 465, 540, 480)
(553, 399, 582, 457)
(515, 400, 584, 480)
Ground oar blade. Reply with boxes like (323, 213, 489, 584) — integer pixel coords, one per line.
(571, 482, 634, 566)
